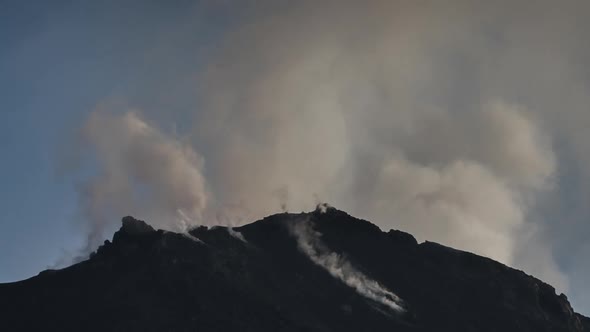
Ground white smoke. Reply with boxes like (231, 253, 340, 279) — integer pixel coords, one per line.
(182, 233, 205, 245)
(227, 227, 247, 243)
(289, 219, 405, 312)
(77, 111, 210, 249)
(188, 1, 566, 291)
(67, 0, 590, 307)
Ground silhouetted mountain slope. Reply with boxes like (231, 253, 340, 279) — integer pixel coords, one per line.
(1, 206, 587, 331)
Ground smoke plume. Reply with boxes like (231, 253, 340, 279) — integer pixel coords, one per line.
(186, 0, 567, 291)
(67, 0, 590, 310)
(78, 111, 209, 249)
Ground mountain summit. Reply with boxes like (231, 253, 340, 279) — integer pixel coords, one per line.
(1, 206, 588, 331)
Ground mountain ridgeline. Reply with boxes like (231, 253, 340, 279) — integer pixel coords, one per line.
(1, 206, 588, 331)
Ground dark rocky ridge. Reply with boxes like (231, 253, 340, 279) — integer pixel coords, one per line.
(1, 206, 587, 331)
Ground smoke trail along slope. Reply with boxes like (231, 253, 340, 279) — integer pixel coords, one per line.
(288, 219, 405, 312)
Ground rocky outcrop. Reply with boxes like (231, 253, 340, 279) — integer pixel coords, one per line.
(0, 207, 587, 331)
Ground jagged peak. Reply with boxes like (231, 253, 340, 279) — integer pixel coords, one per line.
(4, 207, 589, 331)
(109, 216, 157, 246)
(120, 216, 155, 235)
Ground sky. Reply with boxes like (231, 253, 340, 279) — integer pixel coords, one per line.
(1, 0, 590, 314)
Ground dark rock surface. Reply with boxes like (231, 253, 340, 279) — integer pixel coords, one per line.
(1, 206, 587, 331)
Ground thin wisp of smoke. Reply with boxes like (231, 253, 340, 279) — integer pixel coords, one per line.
(288, 219, 405, 312)
(227, 228, 248, 243)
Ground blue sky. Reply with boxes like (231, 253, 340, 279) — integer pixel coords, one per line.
(0, 0, 228, 281)
(2, 0, 590, 315)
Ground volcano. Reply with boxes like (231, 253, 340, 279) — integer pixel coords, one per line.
(1, 206, 588, 331)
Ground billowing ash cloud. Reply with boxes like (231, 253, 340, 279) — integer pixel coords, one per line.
(187, 0, 567, 291)
(289, 219, 404, 312)
(69, 0, 590, 309)
(78, 111, 209, 249)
